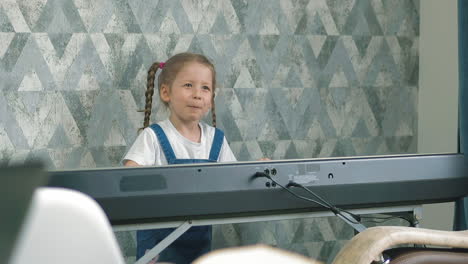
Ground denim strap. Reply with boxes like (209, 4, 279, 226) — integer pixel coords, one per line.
(150, 124, 224, 164)
(208, 128, 224, 161)
(150, 124, 177, 164)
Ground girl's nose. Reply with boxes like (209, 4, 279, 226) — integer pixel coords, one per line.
(192, 87, 202, 99)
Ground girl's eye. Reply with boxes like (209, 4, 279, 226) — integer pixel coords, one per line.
(184, 83, 192, 87)
(203, 86, 211, 91)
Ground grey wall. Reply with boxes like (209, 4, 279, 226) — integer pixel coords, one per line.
(418, 0, 458, 231)
(0, 0, 419, 167)
(0, 0, 419, 263)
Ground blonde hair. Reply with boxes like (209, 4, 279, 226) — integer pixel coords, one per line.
(140, 52, 217, 131)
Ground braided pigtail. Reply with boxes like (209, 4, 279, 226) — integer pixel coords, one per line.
(138, 62, 161, 131)
(211, 93, 217, 127)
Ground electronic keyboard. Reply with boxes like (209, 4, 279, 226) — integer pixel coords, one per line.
(47, 154, 468, 225)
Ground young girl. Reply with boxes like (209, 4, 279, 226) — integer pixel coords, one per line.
(123, 52, 236, 264)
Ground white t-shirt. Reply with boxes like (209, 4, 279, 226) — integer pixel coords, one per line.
(123, 119, 237, 166)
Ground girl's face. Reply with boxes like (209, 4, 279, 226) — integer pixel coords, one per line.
(160, 62, 213, 124)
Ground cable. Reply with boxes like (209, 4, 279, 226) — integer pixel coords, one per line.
(289, 181, 414, 226)
(286, 180, 362, 224)
(253, 172, 360, 224)
(287, 181, 358, 219)
(253, 171, 412, 226)
(257, 173, 330, 209)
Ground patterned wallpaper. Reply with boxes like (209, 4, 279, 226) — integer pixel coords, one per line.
(0, 0, 419, 263)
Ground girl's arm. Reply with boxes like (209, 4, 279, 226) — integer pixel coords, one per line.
(124, 160, 141, 167)
(122, 128, 157, 166)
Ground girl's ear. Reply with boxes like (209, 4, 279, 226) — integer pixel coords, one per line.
(160, 84, 170, 103)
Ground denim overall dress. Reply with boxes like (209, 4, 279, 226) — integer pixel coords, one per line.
(136, 123, 224, 264)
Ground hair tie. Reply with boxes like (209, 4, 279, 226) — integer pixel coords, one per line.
(159, 62, 165, 69)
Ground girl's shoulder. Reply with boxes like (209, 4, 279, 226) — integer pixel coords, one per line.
(138, 126, 158, 141)
(200, 121, 223, 134)
(200, 122, 225, 142)
(140, 121, 170, 142)
(147, 120, 172, 134)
